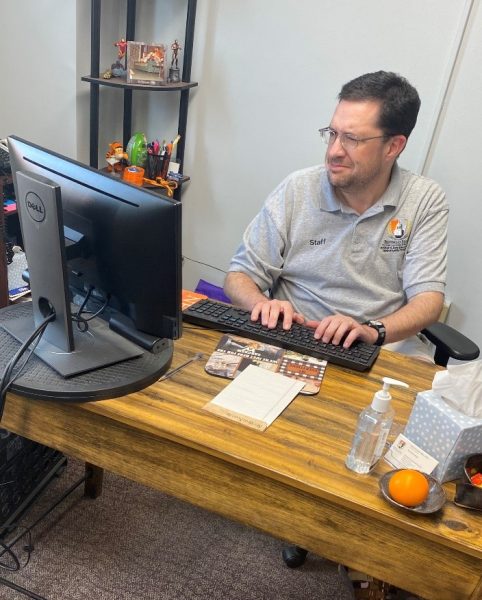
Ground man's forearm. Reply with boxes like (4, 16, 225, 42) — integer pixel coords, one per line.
(223, 272, 268, 311)
(380, 291, 444, 344)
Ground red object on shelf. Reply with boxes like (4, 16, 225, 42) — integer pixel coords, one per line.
(3, 202, 16, 213)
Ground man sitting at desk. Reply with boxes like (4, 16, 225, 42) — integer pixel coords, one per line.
(224, 70, 448, 360)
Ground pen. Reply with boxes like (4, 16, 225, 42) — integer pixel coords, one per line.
(158, 352, 204, 381)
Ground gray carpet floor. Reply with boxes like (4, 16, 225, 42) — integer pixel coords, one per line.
(1, 458, 354, 600)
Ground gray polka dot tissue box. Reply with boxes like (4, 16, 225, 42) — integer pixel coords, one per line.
(403, 390, 482, 483)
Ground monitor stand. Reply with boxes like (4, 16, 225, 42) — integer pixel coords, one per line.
(0, 303, 173, 401)
(10, 170, 149, 377)
(2, 310, 144, 377)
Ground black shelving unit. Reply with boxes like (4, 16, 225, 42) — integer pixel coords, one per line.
(82, 0, 198, 199)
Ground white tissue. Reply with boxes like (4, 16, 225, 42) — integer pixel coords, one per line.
(432, 361, 482, 418)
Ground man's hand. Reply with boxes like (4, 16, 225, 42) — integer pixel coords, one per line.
(306, 314, 377, 347)
(251, 299, 305, 330)
(223, 273, 305, 330)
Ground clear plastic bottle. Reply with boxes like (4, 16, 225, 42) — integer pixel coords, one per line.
(345, 377, 408, 474)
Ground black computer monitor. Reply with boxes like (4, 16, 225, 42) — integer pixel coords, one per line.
(5, 135, 182, 378)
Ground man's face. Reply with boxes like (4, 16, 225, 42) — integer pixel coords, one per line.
(325, 99, 393, 192)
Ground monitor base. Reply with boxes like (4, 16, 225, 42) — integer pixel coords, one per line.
(0, 303, 172, 401)
(3, 311, 144, 377)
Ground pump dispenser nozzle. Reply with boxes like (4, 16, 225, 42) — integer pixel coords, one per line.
(371, 377, 409, 412)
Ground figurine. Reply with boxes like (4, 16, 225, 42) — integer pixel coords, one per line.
(114, 38, 128, 61)
(171, 39, 181, 68)
(103, 38, 128, 78)
(105, 142, 128, 174)
(111, 59, 127, 78)
(168, 39, 182, 83)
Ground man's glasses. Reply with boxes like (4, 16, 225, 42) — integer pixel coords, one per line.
(319, 127, 390, 150)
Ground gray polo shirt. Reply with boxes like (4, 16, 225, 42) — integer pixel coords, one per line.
(228, 164, 448, 322)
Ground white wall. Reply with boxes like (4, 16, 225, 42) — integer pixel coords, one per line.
(423, 0, 482, 338)
(0, 0, 480, 350)
(0, 1, 78, 157)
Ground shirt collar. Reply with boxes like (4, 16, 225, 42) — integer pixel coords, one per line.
(320, 163, 402, 213)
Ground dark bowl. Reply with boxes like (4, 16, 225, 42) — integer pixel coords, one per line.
(463, 454, 482, 482)
(454, 454, 482, 510)
(379, 469, 446, 514)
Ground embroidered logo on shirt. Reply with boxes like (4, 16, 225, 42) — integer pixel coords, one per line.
(388, 218, 409, 239)
(380, 218, 411, 252)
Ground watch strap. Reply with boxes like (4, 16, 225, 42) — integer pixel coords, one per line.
(363, 320, 386, 346)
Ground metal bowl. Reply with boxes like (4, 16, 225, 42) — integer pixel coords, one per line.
(379, 469, 446, 514)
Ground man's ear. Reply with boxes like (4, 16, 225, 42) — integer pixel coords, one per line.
(386, 135, 407, 159)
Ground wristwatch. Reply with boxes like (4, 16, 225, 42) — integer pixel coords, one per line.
(363, 320, 386, 346)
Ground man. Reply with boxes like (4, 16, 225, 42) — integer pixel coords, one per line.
(224, 71, 448, 358)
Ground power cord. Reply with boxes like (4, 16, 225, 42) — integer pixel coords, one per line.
(182, 255, 227, 275)
(71, 287, 109, 332)
(0, 462, 90, 600)
(0, 525, 34, 572)
(0, 288, 108, 412)
(0, 311, 56, 419)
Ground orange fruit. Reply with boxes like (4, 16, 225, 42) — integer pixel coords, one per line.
(388, 469, 430, 507)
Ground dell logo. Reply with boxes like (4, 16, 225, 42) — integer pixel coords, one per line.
(25, 192, 46, 222)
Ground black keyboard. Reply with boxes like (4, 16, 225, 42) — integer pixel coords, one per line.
(183, 299, 380, 371)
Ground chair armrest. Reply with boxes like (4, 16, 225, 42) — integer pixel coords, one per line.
(421, 322, 480, 366)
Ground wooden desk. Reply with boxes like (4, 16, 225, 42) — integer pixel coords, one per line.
(1, 326, 481, 599)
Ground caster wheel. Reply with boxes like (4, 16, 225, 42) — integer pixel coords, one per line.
(282, 546, 308, 568)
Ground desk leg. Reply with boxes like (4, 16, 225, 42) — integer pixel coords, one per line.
(84, 463, 104, 498)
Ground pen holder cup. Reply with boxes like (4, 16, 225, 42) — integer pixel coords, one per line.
(146, 155, 162, 180)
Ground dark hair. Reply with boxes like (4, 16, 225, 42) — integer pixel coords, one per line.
(338, 71, 421, 138)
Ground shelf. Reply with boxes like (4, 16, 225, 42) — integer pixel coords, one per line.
(81, 76, 198, 92)
(84, 0, 198, 201)
(100, 167, 190, 197)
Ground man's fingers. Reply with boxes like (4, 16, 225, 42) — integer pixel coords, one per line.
(250, 300, 296, 329)
(311, 315, 364, 346)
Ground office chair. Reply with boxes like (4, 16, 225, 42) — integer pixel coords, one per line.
(282, 321, 480, 568)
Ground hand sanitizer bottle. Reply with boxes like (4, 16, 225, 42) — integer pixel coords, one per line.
(345, 377, 408, 474)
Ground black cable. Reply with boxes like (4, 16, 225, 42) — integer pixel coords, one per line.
(0, 525, 34, 571)
(71, 287, 109, 331)
(182, 255, 227, 274)
(0, 536, 20, 571)
(71, 285, 94, 331)
(0, 311, 56, 419)
(0, 314, 53, 395)
(0, 527, 44, 599)
(2, 325, 46, 390)
(0, 467, 88, 600)
(2, 470, 87, 557)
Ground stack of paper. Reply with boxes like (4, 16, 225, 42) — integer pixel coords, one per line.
(204, 364, 304, 431)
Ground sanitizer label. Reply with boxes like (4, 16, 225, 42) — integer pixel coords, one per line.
(373, 429, 390, 463)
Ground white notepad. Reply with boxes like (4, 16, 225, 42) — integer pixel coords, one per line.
(204, 364, 304, 431)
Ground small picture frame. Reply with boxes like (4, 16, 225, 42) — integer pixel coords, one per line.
(127, 42, 167, 85)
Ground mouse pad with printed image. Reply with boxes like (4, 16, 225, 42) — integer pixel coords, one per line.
(204, 334, 327, 395)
